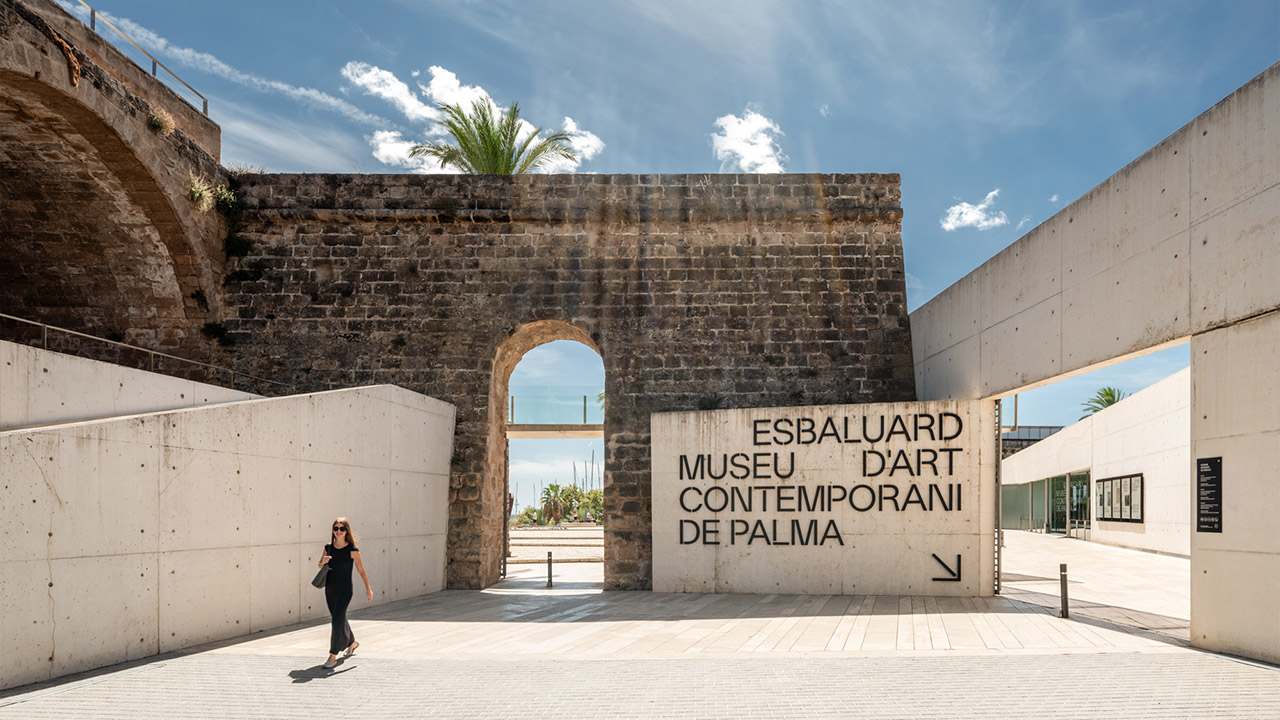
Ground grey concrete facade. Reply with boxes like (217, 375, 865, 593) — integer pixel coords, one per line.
(910, 62, 1280, 663)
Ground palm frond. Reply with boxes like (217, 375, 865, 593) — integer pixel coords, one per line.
(408, 99, 579, 174)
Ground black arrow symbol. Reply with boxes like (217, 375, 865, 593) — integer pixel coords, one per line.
(931, 553, 961, 582)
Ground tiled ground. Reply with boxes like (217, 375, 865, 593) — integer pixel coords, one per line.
(3, 531, 1275, 719)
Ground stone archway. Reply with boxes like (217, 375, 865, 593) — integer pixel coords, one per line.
(472, 320, 601, 588)
(228, 171, 916, 592)
(0, 1, 224, 355)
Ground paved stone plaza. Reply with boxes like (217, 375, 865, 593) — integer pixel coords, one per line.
(2, 533, 1277, 719)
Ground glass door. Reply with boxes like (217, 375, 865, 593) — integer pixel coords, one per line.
(1049, 475, 1068, 533)
(1068, 472, 1091, 532)
(1030, 479, 1047, 531)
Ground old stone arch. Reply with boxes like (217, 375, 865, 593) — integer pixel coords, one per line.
(227, 172, 916, 591)
(484, 320, 602, 580)
(0, 1, 224, 355)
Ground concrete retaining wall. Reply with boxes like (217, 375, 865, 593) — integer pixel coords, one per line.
(0, 384, 455, 691)
(1, 339, 256, 430)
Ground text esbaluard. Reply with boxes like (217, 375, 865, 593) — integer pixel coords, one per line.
(651, 401, 987, 596)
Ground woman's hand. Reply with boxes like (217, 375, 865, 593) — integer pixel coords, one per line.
(366, 587, 374, 601)
(319, 554, 331, 568)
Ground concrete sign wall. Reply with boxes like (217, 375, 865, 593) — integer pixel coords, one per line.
(652, 401, 992, 596)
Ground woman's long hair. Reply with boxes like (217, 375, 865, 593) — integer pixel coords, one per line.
(331, 516, 359, 548)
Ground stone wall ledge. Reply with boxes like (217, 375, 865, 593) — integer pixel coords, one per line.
(241, 205, 904, 226)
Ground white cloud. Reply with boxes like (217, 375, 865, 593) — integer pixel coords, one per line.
(905, 272, 925, 295)
(509, 347, 568, 382)
(367, 130, 455, 174)
(711, 107, 786, 173)
(418, 66, 497, 115)
(53, 2, 386, 126)
(940, 189, 1009, 231)
(539, 117, 606, 174)
(217, 99, 370, 173)
(1049, 193, 1061, 204)
(1015, 215, 1032, 232)
(819, 103, 830, 117)
(341, 62, 439, 123)
(345, 64, 603, 173)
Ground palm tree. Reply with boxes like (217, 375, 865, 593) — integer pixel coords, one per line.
(409, 100, 576, 174)
(1081, 386, 1127, 419)
(541, 483, 568, 524)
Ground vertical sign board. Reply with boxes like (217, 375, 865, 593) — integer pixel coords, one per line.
(1197, 456, 1223, 533)
(651, 401, 989, 596)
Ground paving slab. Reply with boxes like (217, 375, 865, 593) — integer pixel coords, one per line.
(3, 538, 1275, 719)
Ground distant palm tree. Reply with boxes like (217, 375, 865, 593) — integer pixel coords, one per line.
(541, 483, 568, 524)
(409, 100, 576, 174)
(1081, 386, 1127, 419)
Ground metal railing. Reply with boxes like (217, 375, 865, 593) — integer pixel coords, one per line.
(0, 312, 291, 395)
(507, 394, 604, 425)
(76, 0, 208, 115)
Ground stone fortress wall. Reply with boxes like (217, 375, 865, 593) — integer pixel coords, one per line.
(0, 0, 227, 357)
(222, 173, 917, 590)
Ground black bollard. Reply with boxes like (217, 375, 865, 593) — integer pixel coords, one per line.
(547, 551, 553, 588)
(1059, 563, 1069, 618)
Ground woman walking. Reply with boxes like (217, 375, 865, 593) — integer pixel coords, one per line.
(317, 517, 373, 669)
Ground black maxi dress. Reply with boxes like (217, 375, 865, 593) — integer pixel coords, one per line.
(324, 542, 357, 655)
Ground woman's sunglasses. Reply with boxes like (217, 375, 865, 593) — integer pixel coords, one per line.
(333, 526, 347, 532)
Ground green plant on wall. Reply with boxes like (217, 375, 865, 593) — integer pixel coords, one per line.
(147, 108, 175, 137)
(188, 171, 214, 212)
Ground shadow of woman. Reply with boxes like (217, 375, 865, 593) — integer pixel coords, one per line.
(288, 662, 357, 683)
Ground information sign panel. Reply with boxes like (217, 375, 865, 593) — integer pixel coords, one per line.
(1197, 457, 1223, 533)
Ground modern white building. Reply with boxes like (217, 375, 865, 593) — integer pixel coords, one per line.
(1001, 369, 1191, 557)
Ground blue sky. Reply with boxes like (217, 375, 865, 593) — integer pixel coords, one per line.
(56, 1, 1276, 509)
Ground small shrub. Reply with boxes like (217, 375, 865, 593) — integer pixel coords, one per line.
(147, 108, 175, 137)
(391, 335, 408, 348)
(188, 172, 214, 213)
(225, 162, 267, 177)
(214, 184, 238, 214)
(189, 290, 208, 309)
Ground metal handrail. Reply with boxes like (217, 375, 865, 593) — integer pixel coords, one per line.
(76, 0, 208, 115)
(0, 312, 291, 394)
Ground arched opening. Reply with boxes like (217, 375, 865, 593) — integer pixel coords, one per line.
(478, 320, 603, 589)
(0, 69, 214, 356)
(500, 339, 605, 589)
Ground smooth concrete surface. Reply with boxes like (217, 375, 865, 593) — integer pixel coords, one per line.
(910, 63, 1278, 402)
(0, 384, 455, 691)
(910, 63, 1279, 663)
(1190, 310, 1280, 665)
(0, 340, 257, 430)
(652, 401, 993, 596)
(1003, 369, 1191, 556)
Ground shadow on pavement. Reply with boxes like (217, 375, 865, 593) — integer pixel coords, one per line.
(288, 662, 357, 683)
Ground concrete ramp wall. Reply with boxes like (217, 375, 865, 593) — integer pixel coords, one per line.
(0, 384, 455, 691)
(1, 339, 257, 430)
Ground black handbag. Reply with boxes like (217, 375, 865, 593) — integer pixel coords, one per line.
(311, 564, 330, 588)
